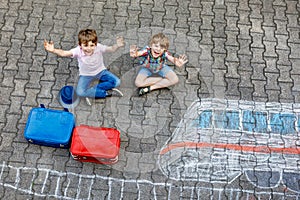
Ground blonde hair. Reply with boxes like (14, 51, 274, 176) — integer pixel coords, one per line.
(149, 33, 169, 50)
(78, 29, 98, 46)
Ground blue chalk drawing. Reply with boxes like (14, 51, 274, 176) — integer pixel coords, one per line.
(243, 111, 268, 133)
(195, 106, 297, 135)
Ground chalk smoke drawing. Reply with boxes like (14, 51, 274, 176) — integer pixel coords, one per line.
(0, 161, 298, 199)
(158, 98, 300, 193)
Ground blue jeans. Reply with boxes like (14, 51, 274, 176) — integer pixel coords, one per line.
(76, 69, 120, 98)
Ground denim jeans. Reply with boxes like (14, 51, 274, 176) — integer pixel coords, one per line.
(76, 69, 120, 98)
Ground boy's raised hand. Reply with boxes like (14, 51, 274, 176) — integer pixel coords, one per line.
(116, 36, 125, 48)
(175, 54, 188, 67)
(130, 45, 138, 57)
(44, 40, 55, 52)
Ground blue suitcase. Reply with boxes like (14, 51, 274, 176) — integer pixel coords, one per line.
(24, 104, 75, 148)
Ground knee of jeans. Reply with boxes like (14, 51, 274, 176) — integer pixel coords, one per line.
(114, 78, 121, 87)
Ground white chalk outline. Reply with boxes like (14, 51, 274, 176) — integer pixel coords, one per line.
(0, 161, 299, 199)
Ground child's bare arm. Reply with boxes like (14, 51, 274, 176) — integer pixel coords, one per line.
(44, 40, 73, 57)
(167, 54, 188, 68)
(105, 36, 125, 53)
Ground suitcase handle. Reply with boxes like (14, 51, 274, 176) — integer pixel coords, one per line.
(37, 104, 71, 124)
(40, 104, 69, 112)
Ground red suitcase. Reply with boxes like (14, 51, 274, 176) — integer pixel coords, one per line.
(70, 125, 120, 164)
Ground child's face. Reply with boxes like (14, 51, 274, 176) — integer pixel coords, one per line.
(150, 42, 166, 58)
(80, 41, 97, 56)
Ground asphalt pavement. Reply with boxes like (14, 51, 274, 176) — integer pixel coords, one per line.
(1, 0, 300, 199)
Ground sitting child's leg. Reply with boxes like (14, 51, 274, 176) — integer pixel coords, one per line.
(76, 75, 101, 97)
(137, 65, 179, 95)
(76, 70, 122, 99)
(135, 67, 159, 88)
(97, 70, 120, 90)
(96, 70, 123, 97)
(150, 70, 179, 91)
(135, 74, 162, 88)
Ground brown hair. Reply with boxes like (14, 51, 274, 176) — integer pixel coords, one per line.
(149, 33, 169, 50)
(78, 29, 98, 46)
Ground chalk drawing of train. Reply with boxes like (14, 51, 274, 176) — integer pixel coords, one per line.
(158, 98, 300, 193)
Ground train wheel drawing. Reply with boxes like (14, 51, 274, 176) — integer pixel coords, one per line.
(282, 172, 300, 193)
(245, 169, 281, 189)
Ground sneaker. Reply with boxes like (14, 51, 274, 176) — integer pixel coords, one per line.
(107, 88, 123, 97)
(138, 86, 151, 96)
(85, 97, 92, 106)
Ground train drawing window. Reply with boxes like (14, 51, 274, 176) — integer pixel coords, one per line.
(158, 98, 300, 193)
(194, 108, 297, 135)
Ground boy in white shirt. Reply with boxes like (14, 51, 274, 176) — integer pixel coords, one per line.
(44, 29, 124, 105)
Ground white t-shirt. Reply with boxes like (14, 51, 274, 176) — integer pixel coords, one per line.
(70, 43, 107, 76)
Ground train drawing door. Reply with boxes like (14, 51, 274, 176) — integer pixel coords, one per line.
(158, 98, 300, 193)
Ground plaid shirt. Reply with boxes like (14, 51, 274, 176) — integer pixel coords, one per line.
(139, 46, 169, 73)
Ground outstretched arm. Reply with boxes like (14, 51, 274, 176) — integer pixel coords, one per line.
(44, 40, 73, 57)
(167, 54, 188, 68)
(105, 36, 125, 53)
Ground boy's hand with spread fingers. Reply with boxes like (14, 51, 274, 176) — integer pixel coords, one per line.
(106, 36, 125, 52)
(174, 54, 188, 68)
(44, 40, 55, 53)
(44, 39, 72, 57)
(129, 45, 139, 57)
(116, 36, 125, 48)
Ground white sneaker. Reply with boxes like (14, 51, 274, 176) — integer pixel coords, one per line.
(112, 88, 123, 96)
(107, 88, 123, 97)
(85, 97, 92, 106)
